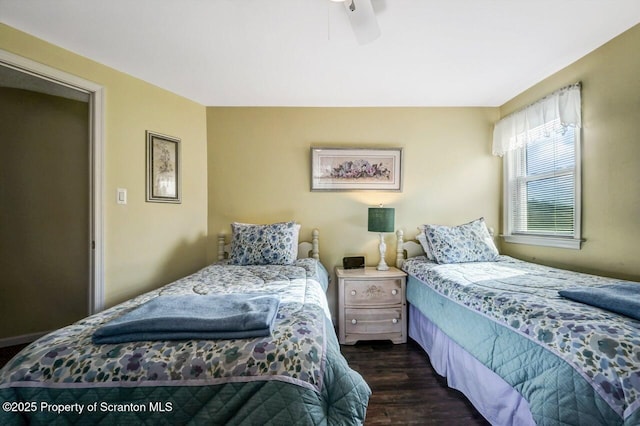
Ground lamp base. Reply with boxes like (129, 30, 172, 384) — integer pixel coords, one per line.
(376, 233, 389, 271)
(376, 262, 389, 271)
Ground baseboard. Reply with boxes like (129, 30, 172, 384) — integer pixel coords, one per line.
(0, 331, 50, 348)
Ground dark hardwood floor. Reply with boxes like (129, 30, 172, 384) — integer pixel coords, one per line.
(1, 340, 489, 425)
(341, 339, 490, 425)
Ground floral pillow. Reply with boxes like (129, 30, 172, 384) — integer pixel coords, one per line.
(229, 221, 300, 266)
(416, 231, 436, 261)
(423, 218, 499, 264)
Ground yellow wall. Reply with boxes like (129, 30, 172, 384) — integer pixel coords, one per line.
(499, 24, 640, 281)
(207, 107, 501, 316)
(0, 24, 209, 321)
(5, 19, 637, 332)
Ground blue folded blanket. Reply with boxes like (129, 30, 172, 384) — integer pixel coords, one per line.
(92, 293, 280, 344)
(559, 283, 640, 321)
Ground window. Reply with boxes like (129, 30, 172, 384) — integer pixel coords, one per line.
(504, 121, 581, 248)
(494, 83, 582, 249)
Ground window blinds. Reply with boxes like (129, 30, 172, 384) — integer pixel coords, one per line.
(509, 122, 576, 236)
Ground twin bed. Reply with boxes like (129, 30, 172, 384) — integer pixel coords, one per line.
(396, 218, 640, 425)
(0, 222, 371, 425)
(4, 217, 639, 425)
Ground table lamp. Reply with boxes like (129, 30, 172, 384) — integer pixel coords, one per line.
(368, 206, 395, 271)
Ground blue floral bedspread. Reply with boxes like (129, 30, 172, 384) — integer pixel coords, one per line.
(0, 259, 370, 424)
(402, 255, 640, 423)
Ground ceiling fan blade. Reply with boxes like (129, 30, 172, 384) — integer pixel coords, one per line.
(343, 0, 380, 45)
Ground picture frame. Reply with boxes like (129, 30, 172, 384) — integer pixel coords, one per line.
(146, 131, 181, 203)
(310, 147, 403, 191)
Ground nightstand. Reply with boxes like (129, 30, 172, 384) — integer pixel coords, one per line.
(336, 266, 407, 345)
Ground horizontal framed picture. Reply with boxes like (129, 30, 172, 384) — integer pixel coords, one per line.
(146, 131, 181, 203)
(310, 147, 403, 191)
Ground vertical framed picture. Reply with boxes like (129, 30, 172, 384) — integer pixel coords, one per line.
(146, 131, 181, 203)
(310, 147, 403, 191)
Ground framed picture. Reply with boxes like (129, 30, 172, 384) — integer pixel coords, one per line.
(146, 131, 181, 203)
(310, 147, 403, 191)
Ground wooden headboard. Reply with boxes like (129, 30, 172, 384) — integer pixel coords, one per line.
(217, 228, 320, 261)
(395, 229, 425, 269)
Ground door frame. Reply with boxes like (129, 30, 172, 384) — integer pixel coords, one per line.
(0, 49, 105, 315)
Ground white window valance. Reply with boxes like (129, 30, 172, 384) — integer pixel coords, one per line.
(492, 83, 581, 157)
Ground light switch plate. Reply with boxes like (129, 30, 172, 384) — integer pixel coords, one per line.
(116, 188, 127, 205)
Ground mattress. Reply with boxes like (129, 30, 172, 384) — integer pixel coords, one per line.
(0, 258, 370, 425)
(402, 255, 640, 425)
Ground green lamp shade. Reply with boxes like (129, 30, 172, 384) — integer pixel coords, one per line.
(368, 207, 395, 233)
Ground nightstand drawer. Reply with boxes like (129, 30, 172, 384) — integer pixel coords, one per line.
(344, 308, 403, 335)
(344, 279, 403, 306)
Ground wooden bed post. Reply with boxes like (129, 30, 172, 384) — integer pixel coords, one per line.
(217, 233, 226, 261)
(396, 229, 404, 269)
(311, 228, 320, 260)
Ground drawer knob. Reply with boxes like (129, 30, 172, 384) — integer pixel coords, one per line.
(351, 319, 357, 325)
(391, 289, 398, 296)
(350, 290, 356, 296)
(392, 318, 398, 324)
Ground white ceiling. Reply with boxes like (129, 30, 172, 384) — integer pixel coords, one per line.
(1, 0, 639, 107)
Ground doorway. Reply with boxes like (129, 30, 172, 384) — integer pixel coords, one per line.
(0, 50, 104, 346)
